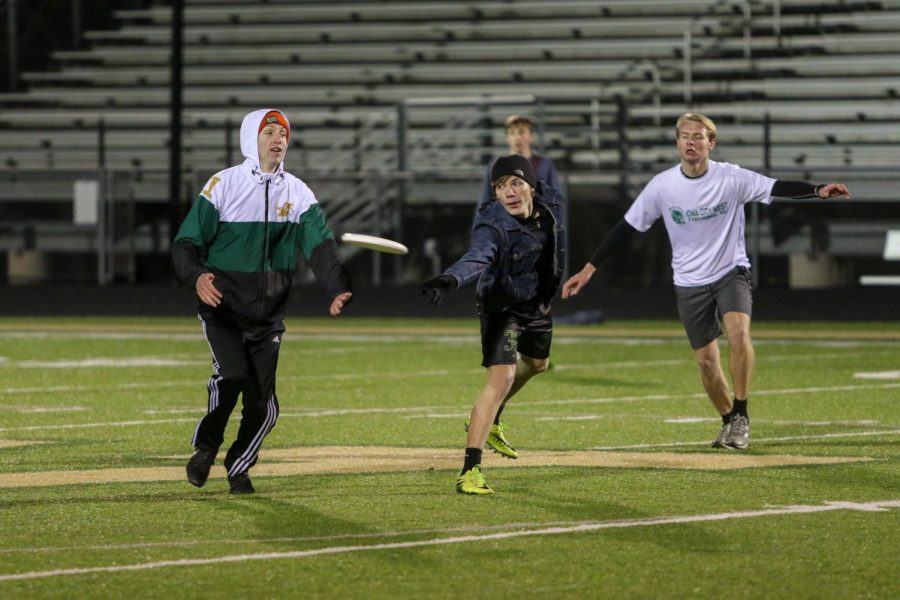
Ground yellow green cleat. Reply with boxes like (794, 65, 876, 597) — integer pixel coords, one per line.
(456, 464, 494, 495)
(465, 417, 519, 459)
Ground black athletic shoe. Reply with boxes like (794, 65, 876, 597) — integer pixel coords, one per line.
(186, 448, 216, 487)
(228, 473, 255, 495)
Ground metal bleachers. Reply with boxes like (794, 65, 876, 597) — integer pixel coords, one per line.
(2, 0, 900, 284)
(4, 1, 900, 176)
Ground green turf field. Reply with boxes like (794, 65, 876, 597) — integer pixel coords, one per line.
(0, 316, 898, 599)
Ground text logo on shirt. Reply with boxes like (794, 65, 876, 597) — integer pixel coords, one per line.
(669, 202, 728, 225)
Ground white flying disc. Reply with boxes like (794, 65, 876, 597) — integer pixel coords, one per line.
(340, 233, 409, 255)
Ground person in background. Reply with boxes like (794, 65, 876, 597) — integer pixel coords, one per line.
(477, 115, 566, 220)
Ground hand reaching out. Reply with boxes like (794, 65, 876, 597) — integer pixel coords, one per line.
(817, 183, 851, 199)
(418, 274, 457, 306)
(330, 291, 353, 316)
(561, 264, 596, 299)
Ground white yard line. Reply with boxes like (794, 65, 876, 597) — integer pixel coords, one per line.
(0, 332, 204, 341)
(280, 407, 438, 418)
(532, 382, 900, 408)
(2, 329, 899, 345)
(4, 382, 899, 432)
(0, 381, 198, 395)
(555, 351, 898, 372)
(590, 429, 900, 451)
(0, 405, 86, 413)
(3, 358, 208, 369)
(0, 518, 642, 555)
(0, 418, 196, 433)
(854, 371, 900, 380)
(532, 414, 884, 427)
(535, 415, 605, 421)
(3, 356, 899, 397)
(0, 499, 896, 582)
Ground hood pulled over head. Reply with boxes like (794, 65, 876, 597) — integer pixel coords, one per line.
(239, 108, 291, 170)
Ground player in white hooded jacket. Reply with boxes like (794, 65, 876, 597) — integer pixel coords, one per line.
(172, 108, 352, 494)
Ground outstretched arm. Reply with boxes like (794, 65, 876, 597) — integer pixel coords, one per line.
(419, 223, 500, 307)
(771, 180, 851, 200)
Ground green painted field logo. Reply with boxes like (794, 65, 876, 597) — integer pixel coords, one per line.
(670, 206, 686, 225)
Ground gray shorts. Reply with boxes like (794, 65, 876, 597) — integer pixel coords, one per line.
(674, 267, 753, 350)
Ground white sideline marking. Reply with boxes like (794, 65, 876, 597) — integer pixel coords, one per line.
(0, 349, 874, 395)
(147, 407, 445, 418)
(552, 359, 686, 370)
(0, 518, 650, 555)
(535, 415, 605, 421)
(590, 429, 900, 450)
(0, 405, 86, 413)
(0, 332, 204, 341)
(0, 381, 198, 395)
(854, 371, 900, 380)
(0, 418, 196, 433)
(0, 499, 897, 582)
(3, 329, 900, 346)
(3, 361, 900, 398)
(280, 407, 438, 418)
(532, 413, 889, 428)
(534, 382, 900, 408)
(4, 382, 900, 433)
(3, 357, 208, 369)
(489, 413, 886, 427)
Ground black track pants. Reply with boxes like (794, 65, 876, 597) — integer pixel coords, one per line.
(192, 312, 284, 477)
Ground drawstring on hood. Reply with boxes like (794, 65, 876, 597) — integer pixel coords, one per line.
(240, 108, 290, 185)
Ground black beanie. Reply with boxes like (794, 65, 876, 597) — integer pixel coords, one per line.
(490, 155, 537, 189)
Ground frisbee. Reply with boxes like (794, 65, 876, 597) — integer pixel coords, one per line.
(340, 233, 409, 255)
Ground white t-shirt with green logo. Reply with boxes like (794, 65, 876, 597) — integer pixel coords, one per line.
(624, 160, 776, 287)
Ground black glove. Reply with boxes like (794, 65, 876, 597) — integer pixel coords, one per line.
(418, 274, 457, 306)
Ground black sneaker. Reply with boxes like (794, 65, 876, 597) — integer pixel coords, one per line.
(186, 448, 216, 487)
(228, 473, 255, 495)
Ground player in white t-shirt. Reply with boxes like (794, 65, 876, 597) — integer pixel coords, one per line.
(561, 113, 851, 449)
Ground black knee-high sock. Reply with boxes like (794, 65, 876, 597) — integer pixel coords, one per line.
(731, 398, 748, 419)
(462, 448, 482, 473)
(494, 403, 506, 425)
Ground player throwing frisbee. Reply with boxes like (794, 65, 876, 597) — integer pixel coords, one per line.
(419, 155, 567, 494)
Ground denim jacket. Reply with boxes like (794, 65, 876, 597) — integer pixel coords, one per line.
(446, 185, 566, 314)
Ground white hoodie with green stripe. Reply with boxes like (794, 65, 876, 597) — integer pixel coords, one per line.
(172, 108, 350, 324)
